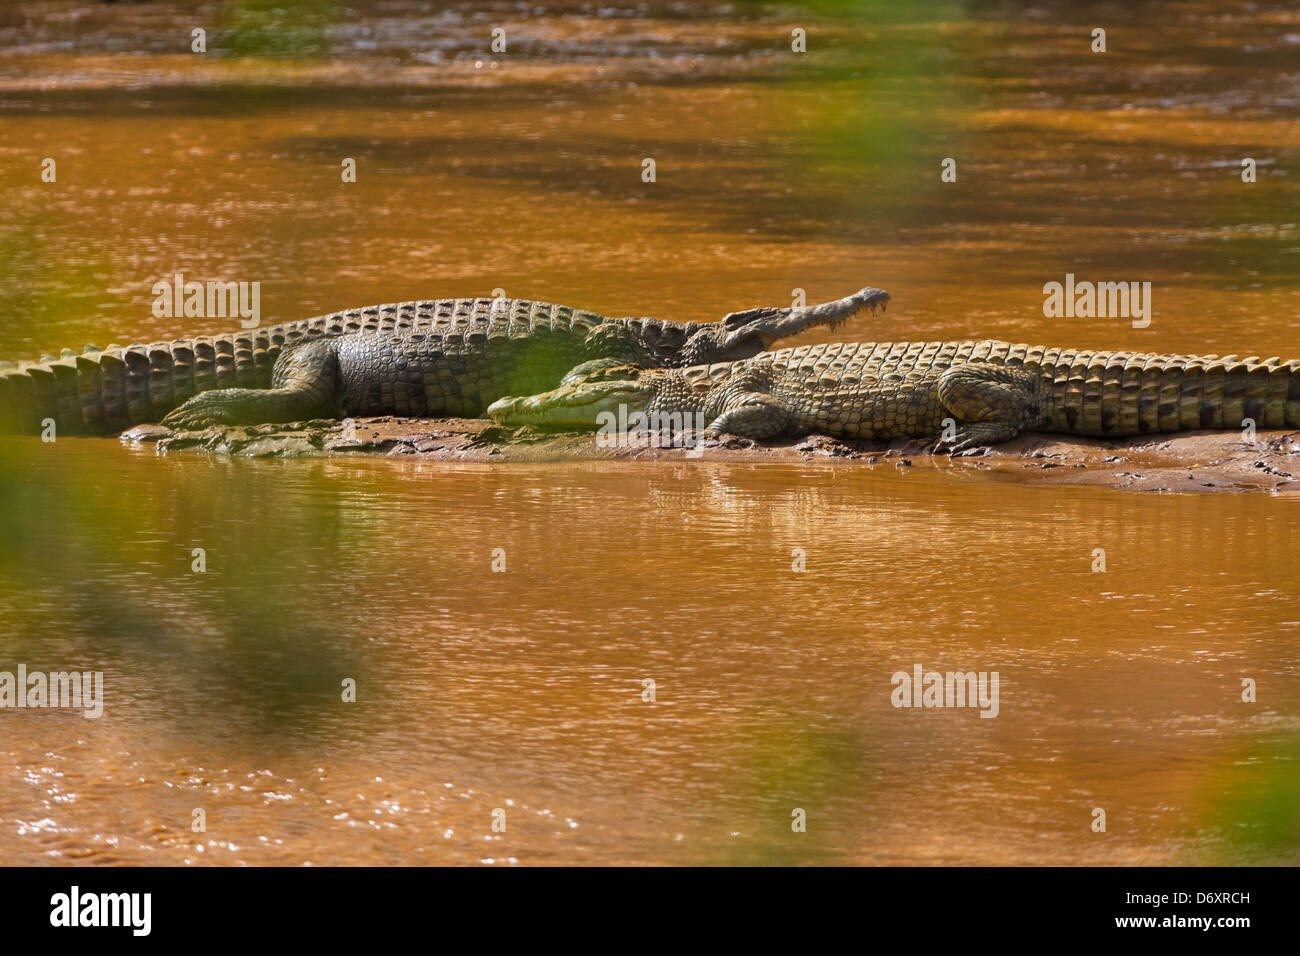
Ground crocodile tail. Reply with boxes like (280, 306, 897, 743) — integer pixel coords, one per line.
(0, 301, 501, 435)
(1259, 357, 1300, 430)
(1040, 350, 1300, 436)
(0, 332, 286, 435)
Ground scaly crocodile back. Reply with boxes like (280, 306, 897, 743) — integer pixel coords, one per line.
(689, 340, 1300, 436)
(0, 298, 701, 434)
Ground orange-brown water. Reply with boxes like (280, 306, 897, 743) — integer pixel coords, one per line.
(0, 0, 1298, 865)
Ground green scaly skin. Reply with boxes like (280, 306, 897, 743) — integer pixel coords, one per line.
(0, 289, 889, 434)
(486, 340, 1300, 452)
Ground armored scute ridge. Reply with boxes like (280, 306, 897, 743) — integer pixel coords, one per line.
(486, 339, 1300, 451)
(0, 288, 889, 434)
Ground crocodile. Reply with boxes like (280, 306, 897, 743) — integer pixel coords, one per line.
(485, 340, 1300, 451)
(0, 288, 888, 434)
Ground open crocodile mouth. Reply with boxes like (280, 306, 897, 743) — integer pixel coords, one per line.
(723, 286, 890, 353)
(823, 288, 889, 334)
(825, 301, 880, 333)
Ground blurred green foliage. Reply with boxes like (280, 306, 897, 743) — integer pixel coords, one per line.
(0, 440, 369, 746)
(217, 0, 343, 58)
(716, 720, 875, 864)
(1199, 736, 1300, 863)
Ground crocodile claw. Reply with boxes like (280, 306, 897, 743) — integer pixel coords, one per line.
(935, 422, 1017, 455)
(161, 393, 236, 431)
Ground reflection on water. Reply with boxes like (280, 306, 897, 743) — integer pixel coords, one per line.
(0, 0, 1297, 864)
(0, 439, 1296, 864)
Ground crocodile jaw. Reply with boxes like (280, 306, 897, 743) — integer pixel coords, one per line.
(718, 286, 891, 356)
(487, 380, 651, 429)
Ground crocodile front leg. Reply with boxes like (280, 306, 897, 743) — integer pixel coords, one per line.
(933, 364, 1046, 453)
(705, 393, 792, 439)
(161, 339, 339, 430)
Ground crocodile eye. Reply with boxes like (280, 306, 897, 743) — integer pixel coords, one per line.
(723, 307, 776, 328)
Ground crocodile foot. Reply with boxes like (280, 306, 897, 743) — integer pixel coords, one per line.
(161, 392, 244, 431)
(934, 422, 1019, 455)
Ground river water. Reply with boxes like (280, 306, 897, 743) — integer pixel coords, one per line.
(0, 0, 1297, 864)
